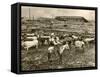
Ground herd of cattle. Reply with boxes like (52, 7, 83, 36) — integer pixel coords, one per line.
(21, 32, 95, 63)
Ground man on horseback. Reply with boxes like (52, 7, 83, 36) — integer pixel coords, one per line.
(48, 33, 60, 63)
(48, 33, 70, 65)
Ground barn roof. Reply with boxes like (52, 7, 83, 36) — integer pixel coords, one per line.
(55, 16, 88, 22)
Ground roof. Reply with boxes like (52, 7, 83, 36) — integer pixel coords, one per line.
(55, 16, 88, 22)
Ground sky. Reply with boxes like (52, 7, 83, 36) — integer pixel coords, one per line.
(21, 6, 95, 20)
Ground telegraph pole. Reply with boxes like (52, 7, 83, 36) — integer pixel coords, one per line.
(29, 8, 31, 20)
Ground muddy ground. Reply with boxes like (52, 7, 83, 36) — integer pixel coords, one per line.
(21, 44, 95, 71)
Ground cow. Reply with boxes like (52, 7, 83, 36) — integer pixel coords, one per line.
(22, 35, 38, 51)
(74, 38, 85, 53)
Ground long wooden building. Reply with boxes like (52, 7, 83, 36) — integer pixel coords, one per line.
(21, 16, 95, 35)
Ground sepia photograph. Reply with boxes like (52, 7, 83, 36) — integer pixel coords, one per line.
(21, 5, 96, 71)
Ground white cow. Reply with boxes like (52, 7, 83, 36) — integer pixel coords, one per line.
(84, 37, 95, 48)
(22, 36, 38, 51)
(72, 35, 78, 39)
(75, 40, 85, 48)
(74, 40, 85, 52)
(84, 38, 94, 42)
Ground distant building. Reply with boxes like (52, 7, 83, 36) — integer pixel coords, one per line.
(55, 16, 88, 22)
(55, 16, 88, 28)
(21, 16, 95, 35)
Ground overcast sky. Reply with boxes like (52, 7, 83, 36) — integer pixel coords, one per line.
(21, 6, 95, 20)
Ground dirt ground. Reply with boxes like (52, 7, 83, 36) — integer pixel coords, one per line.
(21, 44, 95, 71)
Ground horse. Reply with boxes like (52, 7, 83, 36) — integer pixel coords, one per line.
(38, 35, 50, 46)
(58, 40, 70, 64)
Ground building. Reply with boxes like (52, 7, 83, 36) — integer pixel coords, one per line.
(21, 16, 95, 35)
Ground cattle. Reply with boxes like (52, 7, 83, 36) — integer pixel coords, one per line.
(84, 38, 95, 43)
(84, 37, 95, 48)
(74, 39, 85, 52)
(22, 35, 38, 51)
